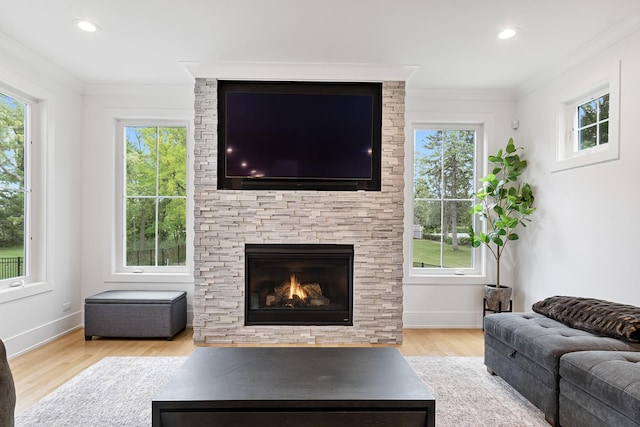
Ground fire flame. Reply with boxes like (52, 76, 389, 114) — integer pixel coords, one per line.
(288, 274, 307, 299)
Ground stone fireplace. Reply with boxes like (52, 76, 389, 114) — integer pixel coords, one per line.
(192, 79, 405, 344)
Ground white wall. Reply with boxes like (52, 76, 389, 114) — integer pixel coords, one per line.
(515, 29, 640, 310)
(403, 89, 517, 328)
(80, 85, 196, 320)
(0, 33, 83, 358)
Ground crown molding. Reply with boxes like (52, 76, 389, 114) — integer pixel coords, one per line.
(180, 61, 419, 82)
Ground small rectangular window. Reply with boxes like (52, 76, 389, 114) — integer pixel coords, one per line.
(123, 125, 187, 268)
(576, 93, 609, 151)
(553, 60, 620, 172)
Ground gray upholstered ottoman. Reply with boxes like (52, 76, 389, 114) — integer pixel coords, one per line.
(84, 290, 187, 340)
(560, 351, 640, 427)
(484, 312, 640, 426)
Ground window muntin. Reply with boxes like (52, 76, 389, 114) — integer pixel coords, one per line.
(576, 93, 609, 151)
(0, 92, 29, 285)
(123, 125, 187, 269)
(412, 126, 480, 273)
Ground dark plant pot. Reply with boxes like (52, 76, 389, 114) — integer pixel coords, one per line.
(484, 284, 512, 312)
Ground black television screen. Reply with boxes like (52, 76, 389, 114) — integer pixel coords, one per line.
(217, 80, 382, 191)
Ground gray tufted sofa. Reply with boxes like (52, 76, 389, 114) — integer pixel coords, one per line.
(560, 350, 640, 427)
(484, 311, 640, 426)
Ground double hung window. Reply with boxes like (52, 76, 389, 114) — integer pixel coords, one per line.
(120, 123, 188, 272)
(410, 124, 482, 276)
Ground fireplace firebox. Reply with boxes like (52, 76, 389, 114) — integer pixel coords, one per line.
(245, 244, 353, 326)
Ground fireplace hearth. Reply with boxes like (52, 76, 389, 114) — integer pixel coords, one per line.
(245, 244, 353, 326)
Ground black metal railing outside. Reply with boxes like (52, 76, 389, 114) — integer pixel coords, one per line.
(126, 245, 186, 266)
(0, 257, 23, 280)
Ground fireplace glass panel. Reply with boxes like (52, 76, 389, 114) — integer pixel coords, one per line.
(245, 244, 353, 326)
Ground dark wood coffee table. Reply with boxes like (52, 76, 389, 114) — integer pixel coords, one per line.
(152, 347, 435, 427)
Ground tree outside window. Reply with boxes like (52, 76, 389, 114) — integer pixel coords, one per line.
(0, 93, 27, 281)
(125, 126, 187, 267)
(576, 93, 609, 151)
(413, 128, 476, 270)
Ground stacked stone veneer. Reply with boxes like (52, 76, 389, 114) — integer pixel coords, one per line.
(192, 78, 405, 344)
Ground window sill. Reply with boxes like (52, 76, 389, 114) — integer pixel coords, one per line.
(0, 281, 52, 304)
(105, 272, 193, 284)
(551, 144, 618, 172)
(403, 274, 488, 286)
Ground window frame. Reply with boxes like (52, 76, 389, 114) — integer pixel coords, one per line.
(111, 116, 193, 281)
(405, 121, 486, 284)
(0, 89, 31, 287)
(553, 60, 620, 172)
(0, 82, 50, 303)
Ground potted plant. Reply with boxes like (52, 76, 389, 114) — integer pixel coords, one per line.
(470, 137, 535, 312)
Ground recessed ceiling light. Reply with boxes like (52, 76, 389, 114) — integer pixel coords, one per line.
(498, 27, 519, 40)
(75, 19, 100, 33)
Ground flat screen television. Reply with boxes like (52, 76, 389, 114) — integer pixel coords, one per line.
(217, 80, 382, 191)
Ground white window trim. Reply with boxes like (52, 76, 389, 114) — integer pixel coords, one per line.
(553, 60, 620, 172)
(104, 109, 194, 283)
(0, 81, 51, 302)
(404, 113, 493, 285)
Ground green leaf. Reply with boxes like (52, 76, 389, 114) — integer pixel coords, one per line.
(506, 138, 516, 153)
(508, 233, 520, 241)
(506, 217, 519, 228)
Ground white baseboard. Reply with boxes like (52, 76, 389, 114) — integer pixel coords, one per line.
(403, 310, 484, 329)
(6, 309, 195, 360)
(5, 311, 83, 359)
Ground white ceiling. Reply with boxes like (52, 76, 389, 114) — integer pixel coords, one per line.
(1, 0, 639, 91)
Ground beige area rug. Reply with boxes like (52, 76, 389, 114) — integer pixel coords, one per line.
(16, 355, 546, 427)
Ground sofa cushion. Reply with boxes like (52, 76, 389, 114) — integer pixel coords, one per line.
(533, 296, 640, 342)
(560, 351, 640, 424)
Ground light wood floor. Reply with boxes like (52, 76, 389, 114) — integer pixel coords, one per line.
(9, 327, 484, 415)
